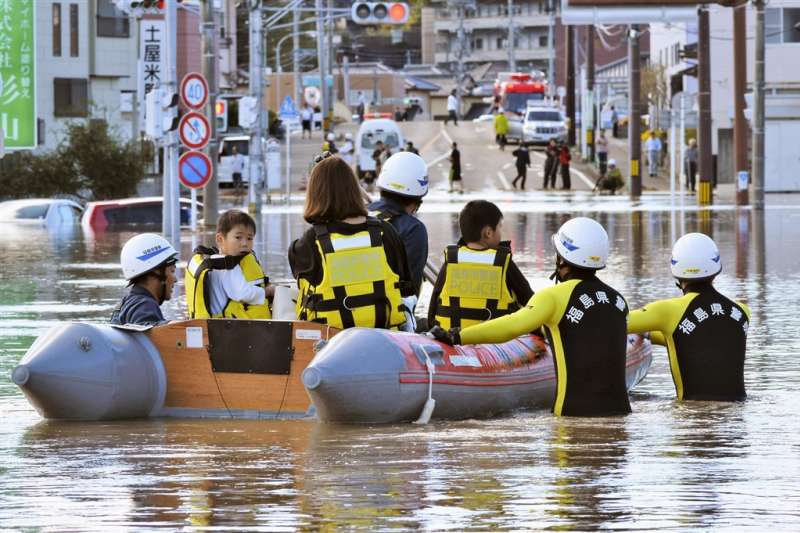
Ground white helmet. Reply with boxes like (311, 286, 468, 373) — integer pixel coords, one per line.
(377, 152, 429, 198)
(670, 233, 721, 279)
(326, 133, 335, 141)
(608, 158, 617, 166)
(120, 233, 178, 281)
(552, 217, 609, 269)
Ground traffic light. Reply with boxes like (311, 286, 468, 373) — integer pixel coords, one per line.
(238, 96, 258, 129)
(161, 90, 179, 133)
(351, 2, 409, 25)
(215, 99, 228, 133)
(145, 88, 178, 139)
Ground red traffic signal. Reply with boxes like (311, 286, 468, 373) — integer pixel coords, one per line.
(351, 2, 409, 25)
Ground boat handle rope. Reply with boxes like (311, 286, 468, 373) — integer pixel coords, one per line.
(413, 345, 437, 425)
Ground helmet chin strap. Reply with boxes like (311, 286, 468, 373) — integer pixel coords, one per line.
(549, 256, 567, 284)
(154, 266, 169, 304)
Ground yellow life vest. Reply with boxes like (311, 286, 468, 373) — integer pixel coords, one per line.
(434, 244, 519, 330)
(296, 220, 407, 329)
(185, 247, 271, 319)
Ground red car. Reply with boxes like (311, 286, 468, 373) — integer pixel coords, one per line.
(81, 196, 201, 231)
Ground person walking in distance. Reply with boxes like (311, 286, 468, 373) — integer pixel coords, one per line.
(685, 138, 698, 192)
(512, 143, 531, 190)
(543, 139, 559, 189)
(559, 142, 572, 190)
(449, 142, 463, 193)
(610, 106, 619, 138)
(645, 130, 662, 177)
(231, 146, 246, 197)
(300, 104, 313, 139)
(445, 89, 459, 126)
(596, 129, 609, 178)
(494, 108, 509, 151)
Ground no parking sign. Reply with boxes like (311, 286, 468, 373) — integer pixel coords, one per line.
(178, 151, 212, 189)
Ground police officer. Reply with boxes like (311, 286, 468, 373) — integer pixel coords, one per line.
(111, 233, 179, 326)
(368, 151, 429, 296)
(628, 233, 749, 401)
(431, 217, 632, 417)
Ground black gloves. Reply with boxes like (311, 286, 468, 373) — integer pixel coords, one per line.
(428, 325, 461, 346)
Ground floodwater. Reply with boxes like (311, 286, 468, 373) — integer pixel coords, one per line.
(1, 191, 799, 531)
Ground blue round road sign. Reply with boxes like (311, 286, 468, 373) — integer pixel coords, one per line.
(178, 150, 212, 189)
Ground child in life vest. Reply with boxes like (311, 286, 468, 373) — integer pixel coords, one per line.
(428, 200, 533, 330)
(185, 210, 273, 319)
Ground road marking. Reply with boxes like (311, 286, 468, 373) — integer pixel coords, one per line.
(530, 150, 595, 190)
(502, 162, 512, 170)
(425, 151, 451, 168)
(496, 171, 512, 191)
(418, 129, 443, 154)
(440, 126, 454, 145)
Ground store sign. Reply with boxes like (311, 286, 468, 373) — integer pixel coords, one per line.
(0, 0, 36, 149)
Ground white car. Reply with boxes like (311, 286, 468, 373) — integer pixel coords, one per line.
(0, 198, 83, 226)
(355, 118, 404, 179)
(522, 107, 567, 145)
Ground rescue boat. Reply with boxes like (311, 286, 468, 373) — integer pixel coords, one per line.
(11, 319, 651, 423)
(303, 328, 652, 423)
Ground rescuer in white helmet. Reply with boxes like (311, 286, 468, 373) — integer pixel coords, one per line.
(368, 151, 430, 295)
(628, 232, 750, 402)
(111, 233, 179, 326)
(431, 217, 632, 417)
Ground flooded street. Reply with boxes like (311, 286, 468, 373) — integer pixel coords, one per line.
(2, 193, 800, 531)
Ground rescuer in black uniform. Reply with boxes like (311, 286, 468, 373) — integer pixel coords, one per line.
(431, 217, 632, 417)
(628, 233, 750, 401)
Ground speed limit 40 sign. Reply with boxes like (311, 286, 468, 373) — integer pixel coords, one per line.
(180, 72, 209, 110)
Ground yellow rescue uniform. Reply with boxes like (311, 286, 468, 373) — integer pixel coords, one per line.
(460, 277, 631, 416)
(185, 248, 271, 319)
(434, 245, 520, 330)
(296, 221, 407, 329)
(628, 284, 749, 401)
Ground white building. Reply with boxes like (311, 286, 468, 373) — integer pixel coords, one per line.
(650, 1, 800, 189)
(35, 0, 138, 151)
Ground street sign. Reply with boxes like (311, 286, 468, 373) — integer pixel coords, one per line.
(178, 150, 213, 189)
(279, 96, 299, 119)
(180, 72, 209, 110)
(178, 111, 211, 150)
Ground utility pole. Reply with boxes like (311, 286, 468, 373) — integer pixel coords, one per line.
(315, 0, 328, 131)
(586, 25, 595, 163)
(733, 1, 748, 206)
(201, 0, 219, 227)
(697, 6, 713, 205)
(507, 0, 516, 72)
(249, 0, 264, 214)
(454, 1, 467, 115)
(327, 0, 334, 127)
(547, 0, 555, 92)
(293, 5, 301, 106)
(566, 25, 576, 146)
(628, 24, 642, 199)
(752, 0, 766, 209)
(164, 0, 179, 245)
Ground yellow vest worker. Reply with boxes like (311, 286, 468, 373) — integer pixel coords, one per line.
(494, 112, 509, 135)
(294, 220, 409, 329)
(185, 247, 272, 319)
(628, 233, 749, 401)
(432, 217, 631, 417)
(432, 244, 523, 330)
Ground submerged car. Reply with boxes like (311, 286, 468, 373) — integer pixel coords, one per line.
(81, 196, 200, 231)
(0, 199, 83, 225)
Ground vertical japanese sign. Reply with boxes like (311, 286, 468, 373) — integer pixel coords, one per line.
(138, 19, 165, 132)
(0, 0, 36, 150)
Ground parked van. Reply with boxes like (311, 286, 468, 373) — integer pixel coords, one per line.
(354, 118, 404, 180)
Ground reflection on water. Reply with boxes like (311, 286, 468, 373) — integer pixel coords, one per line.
(1, 202, 800, 530)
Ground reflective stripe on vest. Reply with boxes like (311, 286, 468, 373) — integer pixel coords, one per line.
(296, 220, 406, 330)
(434, 244, 519, 329)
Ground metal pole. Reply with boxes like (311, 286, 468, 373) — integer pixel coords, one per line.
(507, 0, 516, 71)
(343, 55, 350, 108)
(753, 0, 765, 209)
(587, 25, 595, 163)
(201, 0, 219, 228)
(285, 124, 292, 204)
(190, 187, 197, 231)
(566, 25, 576, 146)
(327, 0, 334, 125)
(315, 0, 327, 132)
(680, 92, 686, 199)
(547, 0, 555, 93)
(697, 5, 713, 205)
(293, 5, 301, 106)
(628, 24, 642, 199)
(249, 0, 264, 214)
(165, 0, 179, 245)
(456, 2, 466, 114)
(670, 105, 676, 202)
(733, 1, 748, 205)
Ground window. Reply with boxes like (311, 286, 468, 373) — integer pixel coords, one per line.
(473, 37, 483, 50)
(766, 8, 800, 44)
(497, 37, 504, 50)
(539, 35, 548, 48)
(54, 78, 88, 117)
(70, 4, 78, 56)
(52, 4, 61, 57)
(97, 0, 129, 38)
